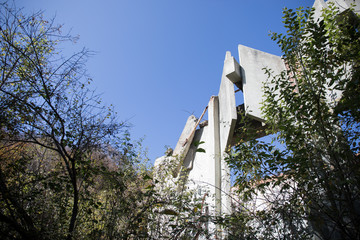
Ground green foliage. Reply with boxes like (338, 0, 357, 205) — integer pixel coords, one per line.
(0, 2, 159, 239)
(227, 3, 360, 240)
(0, 3, 212, 239)
(194, 140, 206, 153)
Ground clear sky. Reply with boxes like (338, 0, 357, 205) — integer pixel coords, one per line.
(17, 0, 314, 163)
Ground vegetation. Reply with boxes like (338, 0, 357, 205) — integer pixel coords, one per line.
(227, 3, 360, 240)
(2, 1, 359, 239)
(0, 2, 155, 239)
(0, 2, 209, 239)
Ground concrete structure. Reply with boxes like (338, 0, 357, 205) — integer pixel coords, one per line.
(154, 51, 241, 238)
(153, 46, 276, 237)
(154, 0, 359, 238)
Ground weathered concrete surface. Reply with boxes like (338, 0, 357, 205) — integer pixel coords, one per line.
(186, 96, 218, 215)
(219, 52, 239, 154)
(173, 115, 198, 156)
(170, 115, 198, 177)
(239, 44, 286, 122)
(182, 127, 204, 170)
(218, 52, 239, 215)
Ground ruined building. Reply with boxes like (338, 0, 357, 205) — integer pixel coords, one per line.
(154, 0, 359, 239)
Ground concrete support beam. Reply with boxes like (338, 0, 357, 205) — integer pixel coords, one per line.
(209, 96, 221, 216)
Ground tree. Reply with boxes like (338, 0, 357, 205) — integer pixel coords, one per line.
(227, 3, 360, 239)
(0, 3, 217, 239)
(0, 2, 155, 239)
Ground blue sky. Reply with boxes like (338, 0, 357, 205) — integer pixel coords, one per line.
(18, 0, 314, 163)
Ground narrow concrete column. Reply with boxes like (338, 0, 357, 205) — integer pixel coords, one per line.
(221, 153, 231, 215)
(219, 51, 239, 216)
(209, 96, 221, 215)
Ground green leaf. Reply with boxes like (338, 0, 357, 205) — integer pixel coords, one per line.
(196, 148, 206, 153)
(193, 140, 205, 147)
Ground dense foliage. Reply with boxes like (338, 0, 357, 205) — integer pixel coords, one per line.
(227, 3, 360, 240)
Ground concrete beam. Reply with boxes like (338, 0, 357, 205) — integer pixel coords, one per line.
(231, 104, 269, 145)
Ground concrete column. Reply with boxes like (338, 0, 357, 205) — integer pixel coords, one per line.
(213, 96, 222, 215)
(207, 96, 221, 214)
(218, 52, 239, 216)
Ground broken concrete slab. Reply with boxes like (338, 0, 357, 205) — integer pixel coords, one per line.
(173, 115, 198, 156)
(172, 115, 198, 177)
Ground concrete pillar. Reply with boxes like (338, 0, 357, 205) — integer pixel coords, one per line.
(210, 96, 221, 215)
